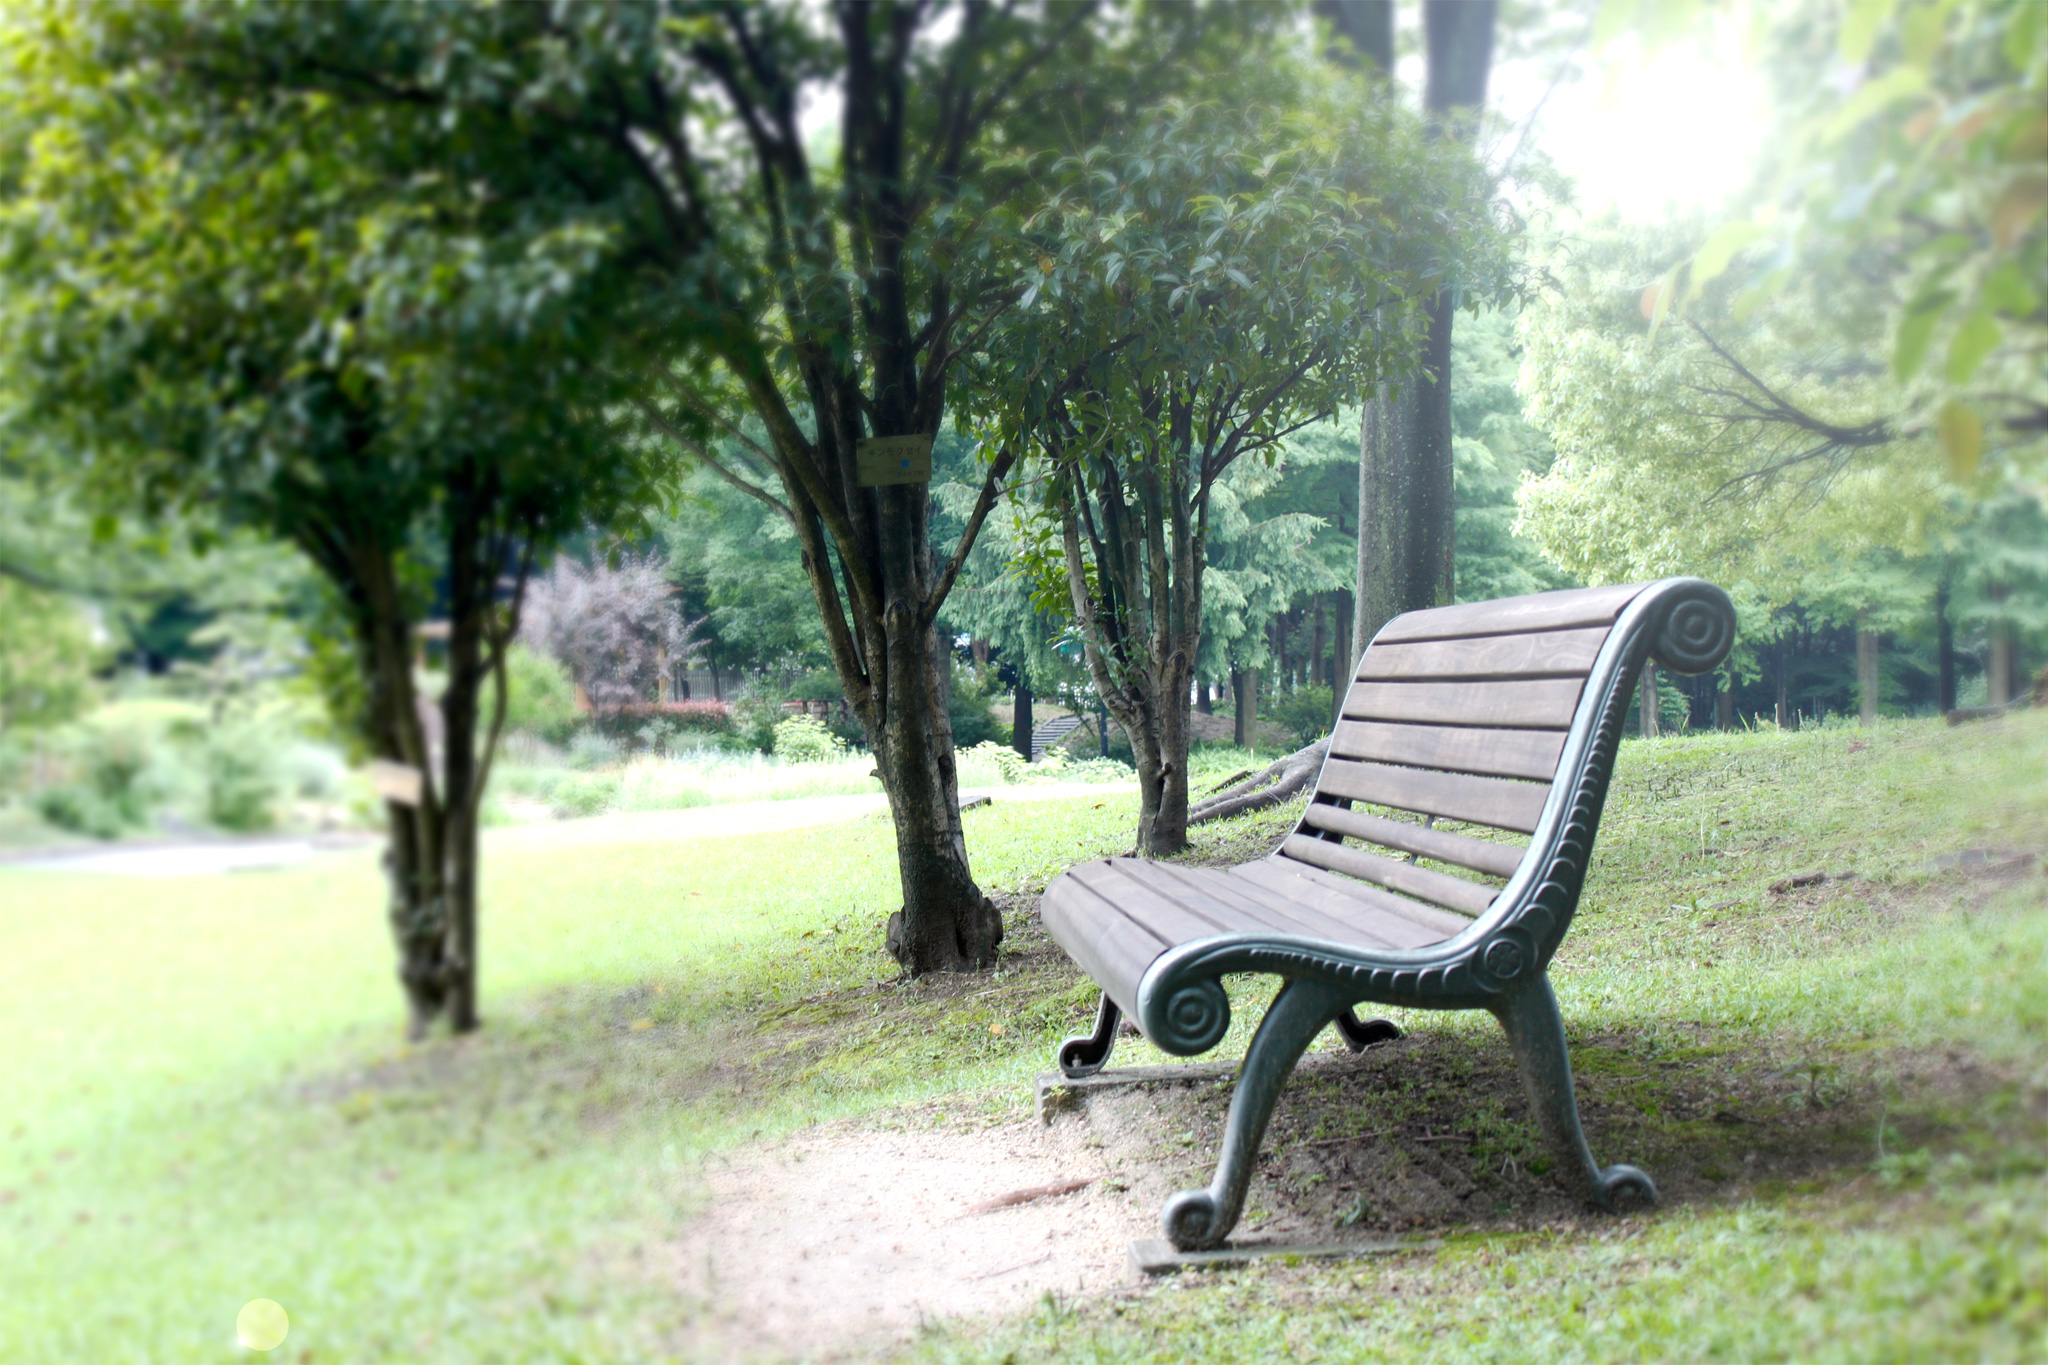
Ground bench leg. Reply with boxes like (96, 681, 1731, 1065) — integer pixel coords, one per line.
(1161, 977, 1347, 1251)
(1334, 1008, 1402, 1051)
(1057, 991, 1121, 1078)
(1491, 972, 1657, 1211)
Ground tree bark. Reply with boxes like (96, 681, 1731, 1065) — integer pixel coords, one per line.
(1012, 675, 1034, 759)
(1714, 672, 1734, 730)
(1856, 620, 1879, 727)
(1315, 0, 1394, 73)
(1234, 665, 1259, 748)
(1935, 581, 1957, 713)
(1774, 637, 1791, 729)
(1639, 662, 1659, 739)
(1057, 467, 1201, 859)
(1350, 1, 1496, 651)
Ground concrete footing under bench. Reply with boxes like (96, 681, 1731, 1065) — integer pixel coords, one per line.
(1034, 1063, 1237, 1123)
(1128, 1236, 1440, 1277)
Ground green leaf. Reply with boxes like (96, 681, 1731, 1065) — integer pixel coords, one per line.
(1838, 0, 1897, 65)
(1820, 67, 1928, 147)
(1892, 292, 1949, 381)
(1979, 262, 2039, 318)
(1943, 309, 2001, 385)
(1684, 221, 1764, 301)
(2006, 0, 2046, 72)
(1937, 401, 1981, 481)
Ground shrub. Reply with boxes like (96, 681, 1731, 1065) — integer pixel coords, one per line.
(202, 717, 283, 831)
(549, 772, 619, 818)
(503, 644, 582, 744)
(1267, 684, 1335, 748)
(772, 714, 847, 764)
(0, 578, 97, 732)
(520, 552, 705, 709)
(31, 721, 157, 838)
(949, 665, 1002, 748)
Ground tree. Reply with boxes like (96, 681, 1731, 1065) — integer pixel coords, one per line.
(1341, 0, 1503, 648)
(214, 2, 1280, 973)
(0, 6, 662, 1035)
(521, 552, 706, 712)
(1619, 0, 2046, 488)
(998, 92, 1507, 854)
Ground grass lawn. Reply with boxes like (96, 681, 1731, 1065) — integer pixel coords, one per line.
(0, 715, 2042, 1362)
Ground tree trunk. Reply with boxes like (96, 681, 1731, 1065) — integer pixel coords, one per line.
(875, 601, 1001, 971)
(1714, 672, 1734, 730)
(354, 554, 451, 1041)
(1988, 625, 2014, 708)
(1856, 621, 1879, 727)
(1331, 588, 1354, 729)
(1012, 675, 1034, 759)
(1309, 595, 1327, 688)
(1639, 662, 1659, 739)
(1350, 1, 1496, 651)
(1234, 665, 1259, 748)
(1774, 637, 1790, 729)
(1316, 0, 1394, 72)
(1935, 582, 1957, 713)
(1195, 679, 1213, 715)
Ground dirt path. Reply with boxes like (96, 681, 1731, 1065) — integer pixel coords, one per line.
(673, 1115, 1146, 1360)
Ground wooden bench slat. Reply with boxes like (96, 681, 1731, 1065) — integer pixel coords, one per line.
(1328, 720, 1567, 783)
(1232, 857, 1472, 940)
(1078, 859, 1250, 945)
(1314, 756, 1549, 834)
(1371, 583, 1641, 644)
(1300, 801, 1527, 879)
(1355, 626, 1610, 683)
(1341, 677, 1585, 730)
(1052, 865, 1177, 966)
(1279, 834, 1498, 916)
(1141, 861, 1425, 951)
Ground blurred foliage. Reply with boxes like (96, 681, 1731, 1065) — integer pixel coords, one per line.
(771, 715, 847, 766)
(502, 645, 581, 748)
(0, 577, 97, 732)
(1605, 0, 2046, 488)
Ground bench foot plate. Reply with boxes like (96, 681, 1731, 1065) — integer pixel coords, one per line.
(1034, 1062, 1237, 1124)
(1129, 1236, 1438, 1279)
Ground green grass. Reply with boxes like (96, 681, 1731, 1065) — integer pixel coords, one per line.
(1, 715, 2043, 1361)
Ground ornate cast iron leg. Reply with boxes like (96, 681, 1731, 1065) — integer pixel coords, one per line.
(1490, 972, 1657, 1211)
(1058, 991, 1121, 1078)
(1161, 978, 1348, 1250)
(1334, 1007, 1403, 1052)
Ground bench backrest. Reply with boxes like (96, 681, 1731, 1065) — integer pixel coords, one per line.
(1278, 579, 1733, 941)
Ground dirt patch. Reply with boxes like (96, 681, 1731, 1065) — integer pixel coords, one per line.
(670, 1114, 1148, 1360)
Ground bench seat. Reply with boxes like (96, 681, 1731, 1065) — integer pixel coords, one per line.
(1038, 577, 1736, 1251)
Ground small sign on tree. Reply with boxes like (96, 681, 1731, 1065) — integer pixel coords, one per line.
(855, 435, 933, 487)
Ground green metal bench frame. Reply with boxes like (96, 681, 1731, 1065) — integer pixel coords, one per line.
(1039, 578, 1736, 1250)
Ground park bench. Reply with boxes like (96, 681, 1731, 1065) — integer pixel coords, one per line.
(1039, 577, 1736, 1251)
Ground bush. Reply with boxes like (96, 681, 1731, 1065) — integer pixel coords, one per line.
(202, 716, 284, 831)
(0, 578, 97, 732)
(504, 644, 582, 744)
(549, 772, 619, 818)
(727, 684, 787, 754)
(32, 721, 156, 838)
(1266, 684, 1335, 748)
(949, 665, 1002, 748)
(772, 714, 847, 764)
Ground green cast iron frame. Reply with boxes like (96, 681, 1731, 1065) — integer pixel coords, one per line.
(1053, 577, 1737, 1250)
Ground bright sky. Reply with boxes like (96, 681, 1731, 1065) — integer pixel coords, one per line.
(1485, 22, 1774, 223)
(802, 9, 1774, 227)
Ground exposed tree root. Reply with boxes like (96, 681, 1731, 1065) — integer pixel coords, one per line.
(1186, 738, 1328, 826)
